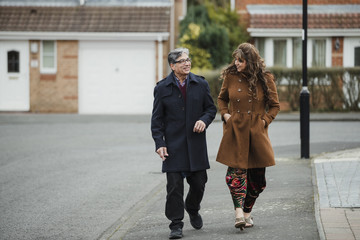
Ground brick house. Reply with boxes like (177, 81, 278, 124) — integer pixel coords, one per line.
(0, 0, 187, 114)
(233, 0, 360, 68)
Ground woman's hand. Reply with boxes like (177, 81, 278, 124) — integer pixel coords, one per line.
(224, 113, 231, 123)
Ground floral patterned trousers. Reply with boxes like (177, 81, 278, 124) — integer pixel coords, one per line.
(225, 167, 266, 213)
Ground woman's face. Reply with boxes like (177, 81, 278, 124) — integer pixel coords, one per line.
(235, 57, 246, 72)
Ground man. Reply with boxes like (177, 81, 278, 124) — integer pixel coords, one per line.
(151, 48, 217, 239)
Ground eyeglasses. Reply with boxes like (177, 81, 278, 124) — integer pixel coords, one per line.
(175, 58, 192, 64)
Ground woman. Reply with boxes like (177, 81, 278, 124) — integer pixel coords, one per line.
(216, 43, 280, 230)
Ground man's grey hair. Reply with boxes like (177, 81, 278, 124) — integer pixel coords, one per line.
(168, 47, 190, 65)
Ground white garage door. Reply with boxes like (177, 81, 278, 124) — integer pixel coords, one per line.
(79, 41, 155, 114)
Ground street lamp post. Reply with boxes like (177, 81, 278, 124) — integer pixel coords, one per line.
(300, 0, 310, 158)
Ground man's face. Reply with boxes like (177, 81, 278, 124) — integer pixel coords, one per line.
(170, 53, 191, 76)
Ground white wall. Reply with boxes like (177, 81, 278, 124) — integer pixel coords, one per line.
(343, 37, 360, 67)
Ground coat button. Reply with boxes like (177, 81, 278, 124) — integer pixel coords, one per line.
(237, 99, 240, 102)
(238, 79, 242, 82)
(249, 99, 252, 103)
(182, 107, 185, 111)
(237, 110, 240, 113)
(248, 110, 251, 114)
(179, 94, 181, 98)
(238, 88, 241, 92)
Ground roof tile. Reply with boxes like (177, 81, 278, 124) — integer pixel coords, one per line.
(0, 6, 170, 32)
(249, 13, 360, 29)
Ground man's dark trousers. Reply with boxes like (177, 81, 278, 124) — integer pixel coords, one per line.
(165, 170, 208, 230)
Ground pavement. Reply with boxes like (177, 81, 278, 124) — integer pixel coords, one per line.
(272, 112, 360, 122)
(313, 148, 360, 240)
(99, 113, 360, 240)
(103, 157, 319, 240)
(101, 150, 360, 240)
(0, 112, 359, 240)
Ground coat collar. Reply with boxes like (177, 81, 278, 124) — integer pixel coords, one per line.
(164, 72, 199, 86)
(188, 72, 199, 83)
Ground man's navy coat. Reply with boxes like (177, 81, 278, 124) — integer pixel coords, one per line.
(151, 72, 217, 173)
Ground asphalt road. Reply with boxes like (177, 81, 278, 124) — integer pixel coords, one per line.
(0, 114, 359, 240)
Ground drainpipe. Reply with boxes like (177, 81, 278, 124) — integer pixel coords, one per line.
(230, 0, 235, 11)
(170, 0, 175, 51)
(182, 0, 187, 18)
(157, 36, 163, 81)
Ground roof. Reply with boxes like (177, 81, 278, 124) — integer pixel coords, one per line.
(247, 4, 360, 14)
(247, 4, 360, 29)
(0, 0, 171, 7)
(0, 6, 170, 33)
(250, 13, 360, 29)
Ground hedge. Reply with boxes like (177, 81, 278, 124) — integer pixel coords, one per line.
(196, 67, 360, 112)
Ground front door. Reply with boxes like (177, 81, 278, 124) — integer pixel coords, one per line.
(0, 40, 29, 111)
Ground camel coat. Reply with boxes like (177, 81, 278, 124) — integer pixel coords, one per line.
(216, 73, 280, 169)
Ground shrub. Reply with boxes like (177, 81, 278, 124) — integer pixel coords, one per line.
(270, 67, 360, 112)
(196, 67, 360, 112)
(193, 69, 222, 108)
(179, 2, 249, 70)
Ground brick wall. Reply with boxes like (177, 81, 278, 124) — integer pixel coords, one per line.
(29, 40, 78, 113)
(29, 40, 40, 112)
(332, 37, 344, 67)
(236, 0, 360, 25)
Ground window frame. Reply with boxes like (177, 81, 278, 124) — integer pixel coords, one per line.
(273, 39, 287, 67)
(40, 40, 57, 74)
(311, 38, 327, 67)
(354, 46, 360, 67)
(292, 38, 302, 68)
(256, 38, 265, 59)
(7, 50, 20, 73)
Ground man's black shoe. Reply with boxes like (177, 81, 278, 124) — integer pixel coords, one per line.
(169, 228, 183, 239)
(189, 213, 203, 229)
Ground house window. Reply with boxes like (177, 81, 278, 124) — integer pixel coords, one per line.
(273, 40, 287, 67)
(312, 39, 326, 67)
(257, 38, 265, 59)
(355, 47, 360, 67)
(8, 51, 19, 73)
(41, 40, 56, 73)
(293, 38, 302, 68)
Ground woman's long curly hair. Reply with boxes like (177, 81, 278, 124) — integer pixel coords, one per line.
(220, 43, 272, 104)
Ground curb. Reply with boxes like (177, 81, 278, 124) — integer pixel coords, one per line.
(311, 157, 326, 240)
(97, 180, 166, 240)
(212, 113, 360, 122)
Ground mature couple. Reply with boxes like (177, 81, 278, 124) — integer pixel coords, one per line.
(151, 44, 280, 239)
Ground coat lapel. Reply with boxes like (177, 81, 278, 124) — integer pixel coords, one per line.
(186, 72, 199, 102)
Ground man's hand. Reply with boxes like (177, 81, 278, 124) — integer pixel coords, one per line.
(156, 147, 168, 161)
(193, 120, 206, 133)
